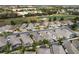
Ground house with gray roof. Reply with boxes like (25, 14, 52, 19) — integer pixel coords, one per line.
(24, 51, 36, 54)
(55, 28, 74, 39)
(72, 40, 79, 50)
(32, 32, 43, 41)
(7, 35, 21, 49)
(52, 44, 66, 54)
(0, 37, 7, 47)
(20, 33, 33, 45)
(0, 37, 7, 52)
(37, 48, 51, 54)
(63, 41, 75, 54)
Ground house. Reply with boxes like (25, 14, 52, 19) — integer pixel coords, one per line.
(52, 44, 59, 54)
(20, 33, 33, 45)
(0, 25, 12, 32)
(20, 23, 28, 32)
(67, 9, 74, 11)
(24, 51, 36, 54)
(37, 48, 51, 54)
(55, 27, 74, 39)
(0, 37, 7, 47)
(52, 44, 66, 54)
(55, 28, 64, 39)
(61, 28, 73, 39)
(40, 30, 55, 41)
(39, 31, 50, 40)
(46, 30, 55, 41)
(63, 41, 74, 54)
(26, 23, 34, 30)
(7, 35, 21, 49)
(55, 21, 62, 27)
(71, 43, 79, 54)
(72, 40, 79, 50)
(31, 32, 43, 41)
(0, 37, 7, 52)
(17, 11, 28, 16)
(59, 45, 66, 54)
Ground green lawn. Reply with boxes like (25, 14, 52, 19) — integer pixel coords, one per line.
(48, 14, 79, 20)
(0, 14, 78, 26)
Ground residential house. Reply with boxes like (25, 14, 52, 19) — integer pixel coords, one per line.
(37, 48, 51, 54)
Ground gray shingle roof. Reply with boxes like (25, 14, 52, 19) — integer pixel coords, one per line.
(63, 41, 74, 54)
(20, 33, 33, 44)
(0, 37, 7, 47)
(37, 48, 51, 54)
(7, 35, 21, 46)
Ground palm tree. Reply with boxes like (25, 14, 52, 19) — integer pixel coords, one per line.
(32, 41, 39, 54)
(16, 28, 21, 32)
(11, 20, 16, 25)
(20, 45, 26, 54)
(2, 32, 12, 38)
(53, 17, 57, 21)
(42, 39, 51, 48)
(72, 17, 79, 23)
(59, 17, 64, 21)
(19, 38, 26, 54)
(30, 34, 33, 39)
(48, 17, 52, 22)
(4, 42, 11, 54)
(70, 23, 78, 31)
(43, 39, 50, 45)
(57, 38, 63, 45)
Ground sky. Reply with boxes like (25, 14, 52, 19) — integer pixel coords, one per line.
(0, 0, 79, 5)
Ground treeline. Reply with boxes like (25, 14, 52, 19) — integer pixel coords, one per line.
(0, 12, 55, 19)
(0, 13, 20, 19)
(67, 11, 79, 15)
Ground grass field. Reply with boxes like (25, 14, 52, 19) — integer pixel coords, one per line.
(0, 17, 40, 26)
(0, 14, 78, 26)
(48, 14, 79, 20)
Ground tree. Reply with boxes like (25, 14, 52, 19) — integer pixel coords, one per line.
(39, 40, 43, 45)
(23, 21, 28, 24)
(48, 17, 52, 22)
(4, 42, 11, 54)
(53, 17, 57, 21)
(70, 23, 78, 30)
(59, 17, 64, 21)
(57, 38, 63, 45)
(16, 28, 21, 32)
(11, 20, 16, 25)
(30, 20, 37, 23)
(30, 34, 33, 39)
(20, 46, 26, 54)
(42, 39, 50, 44)
(2, 32, 12, 38)
(72, 17, 79, 23)
(32, 42, 39, 49)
